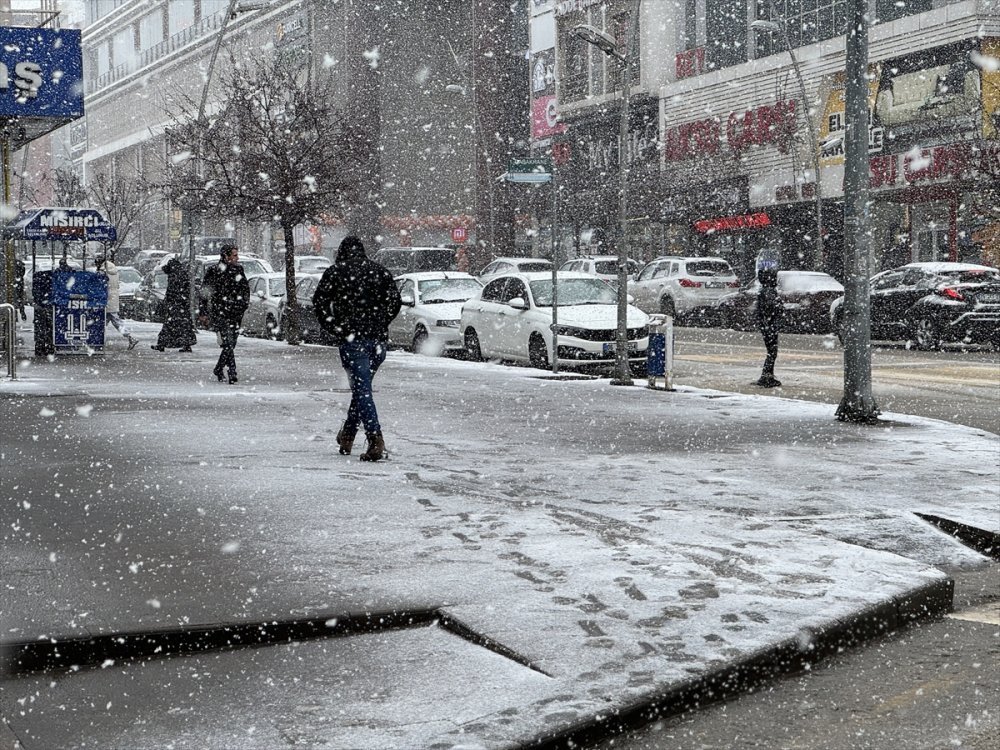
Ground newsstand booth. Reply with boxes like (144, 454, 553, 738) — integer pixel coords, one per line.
(3, 208, 117, 355)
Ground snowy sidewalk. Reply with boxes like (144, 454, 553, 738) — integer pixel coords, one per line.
(1, 327, 997, 749)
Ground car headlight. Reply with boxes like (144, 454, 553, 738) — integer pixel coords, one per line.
(435, 319, 460, 328)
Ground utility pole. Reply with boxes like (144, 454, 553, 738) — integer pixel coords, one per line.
(836, 0, 879, 423)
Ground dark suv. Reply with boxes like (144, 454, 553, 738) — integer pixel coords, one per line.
(830, 262, 1000, 350)
(372, 247, 457, 277)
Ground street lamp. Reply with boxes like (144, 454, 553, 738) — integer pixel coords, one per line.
(573, 0, 641, 386)
(751, 11, 825, 271)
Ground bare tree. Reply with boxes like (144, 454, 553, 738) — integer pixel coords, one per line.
(161, 54, 366, 344)
(86, 170, 154, 261)
(53, 166, 88, 207)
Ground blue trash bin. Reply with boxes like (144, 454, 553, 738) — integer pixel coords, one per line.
(33, 269, 108, 355)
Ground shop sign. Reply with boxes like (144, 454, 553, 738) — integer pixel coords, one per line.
(981, 39, 1000, 138)
(0, 26, 82, 121)
(532, 50, 556, 95)
(532, 94, 566, 139)
(675, 47, 706, 80)
(870, 143, 1000, 190)
(694, 212, 771, 234)
(554, 0, 603, 17)
(664, 100, 797, 162)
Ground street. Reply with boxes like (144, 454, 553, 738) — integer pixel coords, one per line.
(1, 323, 998, 749)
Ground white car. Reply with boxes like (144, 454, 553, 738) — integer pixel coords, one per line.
(629, 255, 740, 321)
(479, 256, 553, 281)
(460, 271, 650, 370)
(389, 272, 483, 354)
(294, 255, 331, 275)
(559, 255, 640, 287)
(243, 272, 286, 338)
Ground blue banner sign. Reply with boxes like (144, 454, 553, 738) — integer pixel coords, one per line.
(49, 270, 108, 352)
(18, 208, 117, 243)
(0, 26, 83, 120)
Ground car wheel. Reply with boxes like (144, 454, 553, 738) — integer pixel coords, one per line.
(913, 317, 942, 351)
(660, 296, 676, 318)
(464, 328, 483, 362)
(528, 333, 549, 369)
(265, 315, 279, 340)
(412, 326, 428, 353)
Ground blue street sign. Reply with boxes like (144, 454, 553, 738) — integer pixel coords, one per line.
(0, 26, 83, 120)
(15, 208, 117, 244)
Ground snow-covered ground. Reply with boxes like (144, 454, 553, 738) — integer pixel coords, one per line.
(2, 323, 997, 748)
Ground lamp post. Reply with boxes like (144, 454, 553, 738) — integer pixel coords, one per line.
(573, 0, 641, 386)
(751, 10, 825, 271)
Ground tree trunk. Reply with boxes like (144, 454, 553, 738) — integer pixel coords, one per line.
(282, 219, 300, 345)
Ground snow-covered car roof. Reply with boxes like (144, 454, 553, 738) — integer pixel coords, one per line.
(489, 256, 552, 265)
(513, 270, 602, 282)
(899, 262, 998, 273)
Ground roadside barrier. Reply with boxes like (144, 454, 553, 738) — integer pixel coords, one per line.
(0, 303, 16, 380)
(646, 313, 673, 390)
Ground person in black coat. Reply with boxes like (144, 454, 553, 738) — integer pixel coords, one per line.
(754, 265, 782, 388)
(198, 244, 250, 384)
(313, 236, 402, 462)
(152, 257, 197, 352)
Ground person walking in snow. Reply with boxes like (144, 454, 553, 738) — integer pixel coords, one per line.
(96, 256, 139, 350)
(152, 256, 198, 353)
(754, 263, 783, 388)
(198, 244, 250, 384)
(312, 236, 401, 462)
(14, 258, 27, 321)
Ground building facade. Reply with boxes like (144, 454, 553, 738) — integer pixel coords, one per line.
(537, 0, 1000, 281)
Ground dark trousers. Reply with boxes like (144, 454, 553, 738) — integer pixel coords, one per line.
(215, 324, 240, 375)
(760, 324, 779, 377)
(338, 339, 387, 436)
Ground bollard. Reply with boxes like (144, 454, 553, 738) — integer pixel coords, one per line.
(646, 313, 674, 390)
(0, 303, 16, 380)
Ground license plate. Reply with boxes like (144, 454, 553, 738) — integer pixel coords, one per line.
(706, 281, 725, 288)
(977, 293, 1000, 304)
(603, 342, 638, 354)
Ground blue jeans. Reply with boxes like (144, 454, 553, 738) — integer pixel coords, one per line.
(339, 339, 387, 436)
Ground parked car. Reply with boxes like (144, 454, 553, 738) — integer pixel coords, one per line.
(243, 272, 287, 338)
(372, 246, 457, 278)
(117, 265, 143, 319)
(133, 269, 169, 322)
(559, 255, 640, 287)
(720, 270, 844, 333)
(830, 262, 1000, 350)
(132, 250, 173, 276)
(479, 256, 553, 281)
(278, 274, 332, 344)
(293, 255, 331, 275)
(629, 256, 741, 322)
(389, 272, 483, 354)
(460, 271, 650, 370)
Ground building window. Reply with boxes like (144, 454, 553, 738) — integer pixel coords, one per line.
(96, 41, 110, 77)
(168, 0, 196, 37)
(874, 0, 932, 24)
(111, 26, 134, 69)
(556, 0, 640, 105)
(139, 10, 164, 52)
(201, 0, 231, 18)
(558, 10, 589, 103)
(707, 0, 747, 70)
(754, 0, 847, 57)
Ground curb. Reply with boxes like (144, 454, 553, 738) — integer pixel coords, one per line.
(522, 576, 954, 749)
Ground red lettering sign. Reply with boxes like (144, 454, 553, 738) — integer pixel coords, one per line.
(694, 212, 771, 233)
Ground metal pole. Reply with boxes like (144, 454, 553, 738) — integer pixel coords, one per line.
(612, 0, 641, 386)
(836, 0, 878, 423)
(2, 131, 13, 310)
(551, 168, 559, 373)
(1, 303, 16, 379)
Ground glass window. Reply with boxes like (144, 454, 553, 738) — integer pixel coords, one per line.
(557, 10, 588, 102)
(706, 0, 747, 70)
(168, 0, 196, 37)
(112, 27, 135, 68)
(139, 10, 163, 52)
(417, 278, 482, 302)
(638, 263, 658, 281)
(505, 279, 528, 303)
(874, 0, 932, 24)
(201, 0, 231, 18)
(96, 42, 111, 76)
(516, 261, 552, 273)
(268, 278, 285, 296)
(754, 0, 847, 58)
(686, 260, 735, 276)
(872, 271, 905, 290)
(481, 278, 508, 302)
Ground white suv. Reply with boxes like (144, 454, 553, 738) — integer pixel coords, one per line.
(630, 256, 740, 321)
(559, 255, 640, 287)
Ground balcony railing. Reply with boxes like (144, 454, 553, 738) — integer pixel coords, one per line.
(86, 11, 226, 95)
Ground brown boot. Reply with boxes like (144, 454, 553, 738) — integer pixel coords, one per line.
(336, 423, 357, 455)
(359, 433, 386, 462)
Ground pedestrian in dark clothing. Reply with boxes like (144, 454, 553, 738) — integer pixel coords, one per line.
(313, 236, 402, 462)
(14, 258, 27, 321)
(198, 244, 250, 384)
(152, 257, 197, 352)
(755, 265, 782, 388)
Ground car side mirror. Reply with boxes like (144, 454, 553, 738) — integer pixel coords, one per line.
(626, 293, 635, 304)
(508, 297, 528, 310)
(256, 290, 266, 299)
(400, 293, 415, 306)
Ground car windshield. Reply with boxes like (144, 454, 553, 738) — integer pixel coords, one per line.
(939, 269, 1000, 284)
(418, 278, 481, 303)
(243, 259, 267, 275)
(529, 278, 617, 306)
(298, 257, 329, 272)
(153, 272, 168, 289)
(119, 268, 142, 283)
(516, 261, 552, 272)
(414, 250, 457, 271)
(686, 260, 733, 277)
(268, 278, 286, 296)
(778, 273, 844, 293)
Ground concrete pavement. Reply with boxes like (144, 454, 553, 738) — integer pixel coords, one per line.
(1, 322, 997, 749)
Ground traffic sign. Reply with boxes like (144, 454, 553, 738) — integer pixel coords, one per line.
(505, 157, 553, 183)
(451, 226, 468, 243)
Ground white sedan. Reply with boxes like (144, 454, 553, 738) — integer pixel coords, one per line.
(460, 271, 650, 370)
(244, 272, 286, 338)
(390, 272, 483, 354)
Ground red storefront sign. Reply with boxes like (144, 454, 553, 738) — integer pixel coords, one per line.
(694, 212, 771, 233)
(664, 101, 797, 162)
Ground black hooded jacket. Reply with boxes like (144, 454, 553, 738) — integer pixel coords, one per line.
(755, 267, 782, 330)
(200, 258, 250, 329)
(312, 237, 402, 345)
